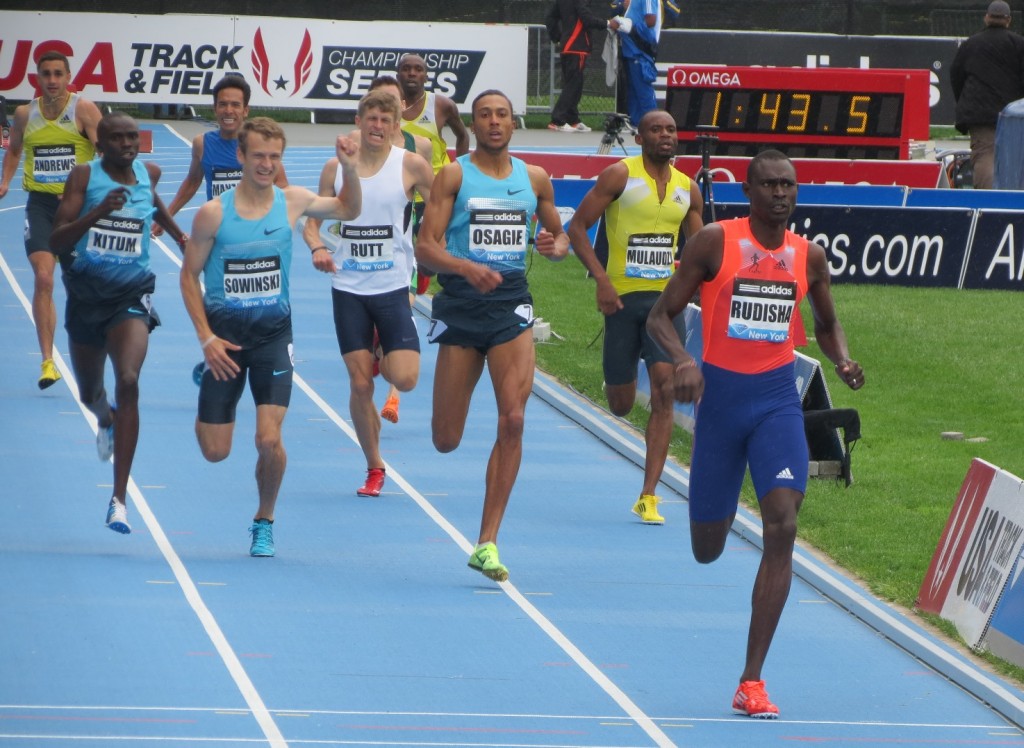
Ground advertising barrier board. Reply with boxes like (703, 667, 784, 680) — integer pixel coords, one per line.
(918, 459, 1024, 650)
(515, 152, 945, 188)
(983, 549, 1024, 668)
(552, 178, 1020, 292)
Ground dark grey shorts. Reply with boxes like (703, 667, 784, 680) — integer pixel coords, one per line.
(602, 290, 684, 386)
(24, 191, 60, 255)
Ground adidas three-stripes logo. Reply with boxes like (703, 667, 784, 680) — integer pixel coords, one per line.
(776, 467, 795, 480)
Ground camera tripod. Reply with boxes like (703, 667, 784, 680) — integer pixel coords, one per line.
(694, 125, 718, 223)
(597, 113, 634, 156)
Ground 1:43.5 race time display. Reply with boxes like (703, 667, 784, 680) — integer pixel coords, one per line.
(665, 66, 930, 160)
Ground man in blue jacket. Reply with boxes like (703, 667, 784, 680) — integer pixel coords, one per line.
(610, 0, 662, 129)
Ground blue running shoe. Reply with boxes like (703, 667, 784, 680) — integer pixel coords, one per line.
(106, 498, 131, 534)
(97, 408, 115, 462)
(193, 361, 205, 387)
(249, 519, 275, 557)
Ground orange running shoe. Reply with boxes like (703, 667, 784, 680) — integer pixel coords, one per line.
(732, 680, 779, 719)
(357, 467, 386, 497)
(381, 395, 400, 424)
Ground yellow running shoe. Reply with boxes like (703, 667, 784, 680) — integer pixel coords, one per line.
(38, 358, 61, 390)
(631, 494, 665, 525)
(468, 542, 509, 582)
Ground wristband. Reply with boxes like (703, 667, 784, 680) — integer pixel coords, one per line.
(675, 360, 697, 374)
(311, 245, 328, 254)
(201, 335, 217, 349)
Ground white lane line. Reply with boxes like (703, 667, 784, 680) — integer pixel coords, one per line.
(141, 226, 657, 746)
(1, 243, 290, 748)
(291, 360, 676, 748)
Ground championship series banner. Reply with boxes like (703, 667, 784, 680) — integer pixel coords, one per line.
(0, 11, 528, 113)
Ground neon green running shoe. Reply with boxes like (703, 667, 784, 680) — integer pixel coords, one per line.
(632, 494, 665, 525)
(468, 542, 509, 582)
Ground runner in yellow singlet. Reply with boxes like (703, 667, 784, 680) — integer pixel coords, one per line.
(0, 51, 102, 389)
(397, 54, 470, 177)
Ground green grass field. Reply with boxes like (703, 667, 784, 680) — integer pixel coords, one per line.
(522, 253, 1024, 683)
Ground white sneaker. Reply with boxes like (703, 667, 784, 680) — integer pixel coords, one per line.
(573, 122, 592, 132)
(106, 498, 131, 534)
(96, 412, 115, 462)
(547, 123, 577, 133)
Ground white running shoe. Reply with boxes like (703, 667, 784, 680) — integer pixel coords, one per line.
(96, 413, 115, 462)
(106, 498, 131, 534)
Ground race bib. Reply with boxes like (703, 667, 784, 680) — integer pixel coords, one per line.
(340, 224, 394, 272)
(727, 278, 796, 343)
(223, 255, 282, 307)
(32, 144, 75, 184)
(469, 209, 528, 265)
(86, 214, 144, 264)
(211, 167, 242, 196)
(624, 232, 675, 280)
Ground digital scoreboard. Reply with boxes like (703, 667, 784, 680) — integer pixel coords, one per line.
(665, 66, 931, 159)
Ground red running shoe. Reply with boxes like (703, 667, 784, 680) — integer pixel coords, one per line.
(357, 467, 386, 497)
(732, 680, 779, 719)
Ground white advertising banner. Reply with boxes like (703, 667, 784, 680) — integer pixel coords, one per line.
(918, 459, 1024, 649)
(0, 11, 528, 113)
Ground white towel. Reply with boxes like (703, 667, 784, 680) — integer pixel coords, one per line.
(602, 31, 619, 87)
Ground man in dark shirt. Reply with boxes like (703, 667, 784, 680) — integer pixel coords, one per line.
(950, 0, 1024, 188)
(546, 0, 608, 132)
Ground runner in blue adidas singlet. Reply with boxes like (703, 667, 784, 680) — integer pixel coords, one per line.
(180, 117, 360, 559)
(416, 90, 569, 583)
(158, 75, 292, 387)
(49, 112, 187, 536)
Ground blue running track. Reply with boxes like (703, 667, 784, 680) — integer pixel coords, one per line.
(1, 123, 1023, 747)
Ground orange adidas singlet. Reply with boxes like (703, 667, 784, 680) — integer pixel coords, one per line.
(701, 218, 809, 375)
